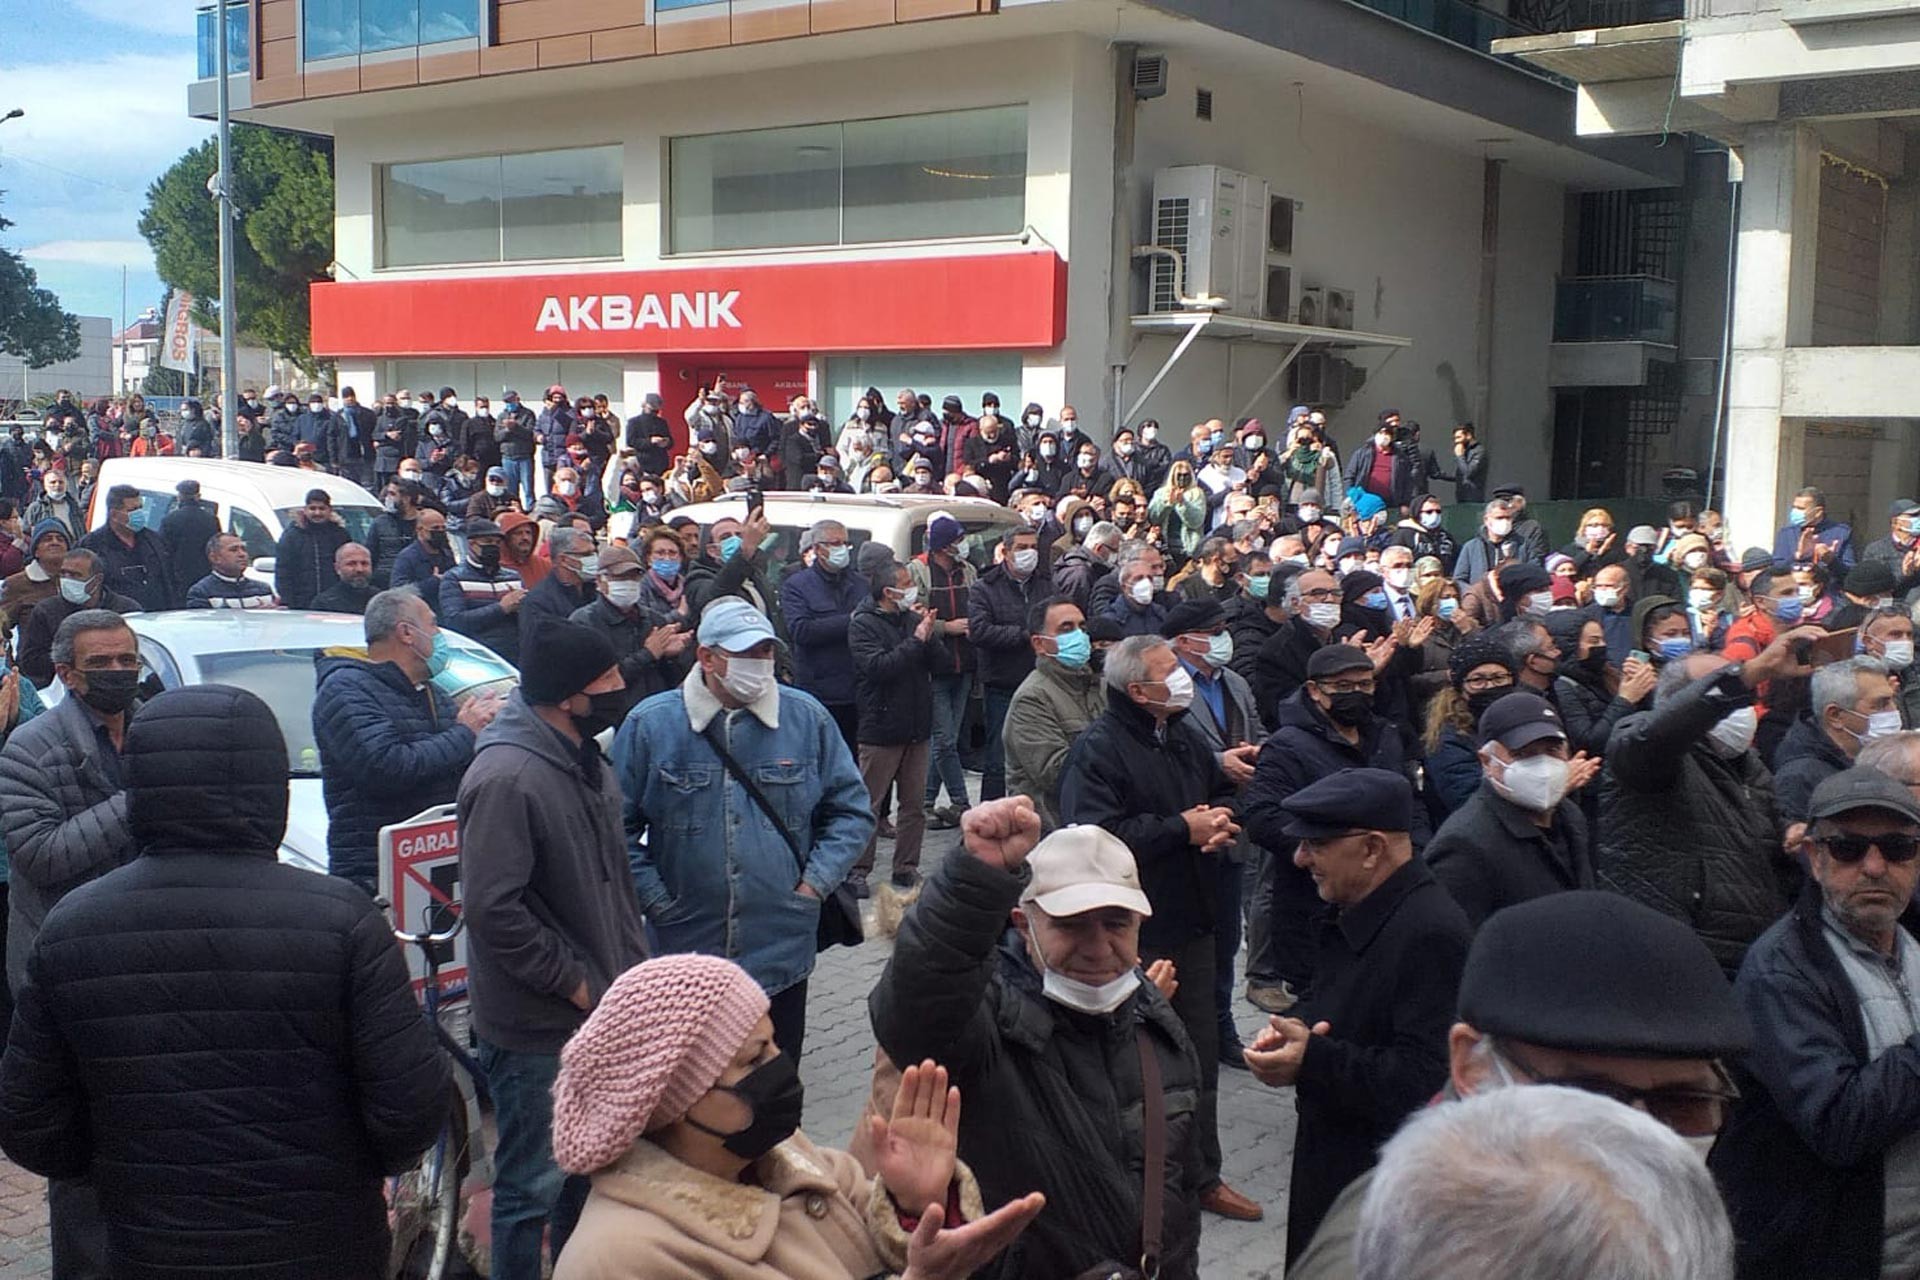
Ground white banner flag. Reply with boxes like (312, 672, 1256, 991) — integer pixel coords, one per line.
(160, 291, 198, 373)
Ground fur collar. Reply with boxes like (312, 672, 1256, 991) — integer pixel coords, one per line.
(592, 1135, 840, 1261)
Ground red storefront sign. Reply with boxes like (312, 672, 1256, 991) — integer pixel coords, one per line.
(310, 252, 1067, 357)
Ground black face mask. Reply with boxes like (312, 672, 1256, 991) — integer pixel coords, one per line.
(78, 668, 140, 715)
(687, 1053, 805, 1159)
(429, 530, 451, 552)
(1324, 689, 1374, 728)
(474, 544, 501, 573)
(1578, 649, 1610, 677)
(1465, 686, 1513, 723)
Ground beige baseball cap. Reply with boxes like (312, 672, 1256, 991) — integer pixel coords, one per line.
(1019, 825, 1153, 918)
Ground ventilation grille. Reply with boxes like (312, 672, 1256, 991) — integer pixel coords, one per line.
(1152, 197, 1191, 311)
(1268, 196, 1295, 257)
(1264, 266, 1293, 322)
(1132, 55, 1167, 99)
(1195, 87, 1213, 121)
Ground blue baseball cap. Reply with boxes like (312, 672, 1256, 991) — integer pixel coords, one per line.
(697, 597, 778, 653)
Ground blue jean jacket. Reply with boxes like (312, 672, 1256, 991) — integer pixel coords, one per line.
(613, 679, 872, 995)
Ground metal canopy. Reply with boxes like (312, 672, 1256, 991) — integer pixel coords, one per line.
(1122, 312, 1414, 424)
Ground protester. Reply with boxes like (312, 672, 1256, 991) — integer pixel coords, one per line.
(568, 545, 690, 734)
(366, 478, 425, 589)
(310, 542, 376, 614)
(15, 549, 137, 689)
(908, 512, 977, 827)
(185, 532, 278, 609)
(1772, 484, 1854, 571)
(274, 488, 352, 609)
(777, 520, 868, 748)
(77, 485, 173, 612)
(1548, 608, 1654, 756)
(159, 477, 221, 606)
(439, 517, 527, 663)
(1773, 655, 1898, 824)
(312, 588, 502, 891)
(614, 597, 871, 1058)
(518, 525, 600, 646)
(969, 525, 1052, 801)
(392, 505, 456, 601)
(847, 558, 944, 896)
(0, 685, 450, 1280)
(1247, 767, 1471, 1261)
(0, 520, 69, 644)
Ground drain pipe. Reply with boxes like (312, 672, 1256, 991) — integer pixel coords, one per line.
(1705, 162, 1742, 514)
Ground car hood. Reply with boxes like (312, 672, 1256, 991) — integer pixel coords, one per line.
(280, 778, 331, 876)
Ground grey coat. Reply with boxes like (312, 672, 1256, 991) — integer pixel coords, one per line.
(0, 694, 136, 991)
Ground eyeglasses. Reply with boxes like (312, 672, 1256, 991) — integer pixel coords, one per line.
(1462, 674, 1515, 692)
(1299, 587, 1342, 602)
(1496, 1045, 1739, 1137)
(1316, 679, 1375, 696)
(1819, 833, 1920, 864)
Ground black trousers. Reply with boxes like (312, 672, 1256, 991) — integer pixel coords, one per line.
(769, 978, 809, 1061)
(1142, 933, 1221, 1188)
(823, 703, 860, 757)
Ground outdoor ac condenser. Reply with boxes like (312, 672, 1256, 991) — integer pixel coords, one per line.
(1149, 165, 1269, 317)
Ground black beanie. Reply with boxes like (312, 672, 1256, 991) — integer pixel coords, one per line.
(521, 620, 618, 706)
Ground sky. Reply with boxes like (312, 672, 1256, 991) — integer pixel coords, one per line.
(2, 0, 214, 332)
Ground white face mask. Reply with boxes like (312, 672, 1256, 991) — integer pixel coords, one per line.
(1489, 752, 1571, 812)
(1844, 708, 1905, 743)
(1489, 518, 1513, 538)
(1307, 602, 1342, 630)
(1585, 524, 1609, 542)
(556, 481, 578, 497)
(1027, 929, 1140, 1015)
(1129, 577, 1156, 605)
(605, 579, 643, 608)
(1707, 705, 1759, 758)
(1385, 567, 1412, 591)
(1297, 506, 1321, 523)
(1011, 547, 1040, 575)
(1524, 591, 1554, 619)
(719, 655, 776, 703)
(1593, 586, 1622, 609)
(1880, 639, 1915, 670)
(1683, 551, 1708, 570)
(486, 482, 507, 496)
(895, 585, 921, 609)
(1140, 426, 1158, 443)
(1150, 664, 1194, 713)
(1689, 588, 1718, 611)
(1420, 511, 1442, 529)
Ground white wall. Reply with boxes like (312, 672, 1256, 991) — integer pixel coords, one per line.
(0, 316, 113, 404)
(1120, 52, 1563, 491)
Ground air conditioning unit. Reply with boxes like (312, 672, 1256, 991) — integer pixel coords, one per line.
(1296, 286, 1328, 328)
(1263, 264, 1298, 323)
(1267, 194, 1299, 257)
(1325, 287, 1357, 331)
(1148, 165, 1269, 317)
(1291, 352, 1354, 407)
(1131, 54, 1167, 100)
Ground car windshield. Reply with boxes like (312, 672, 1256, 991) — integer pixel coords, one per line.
(278, 504, 383, 547)
(195, 645, 517, 777)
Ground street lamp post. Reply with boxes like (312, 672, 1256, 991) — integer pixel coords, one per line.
(215, 0, 239, 458)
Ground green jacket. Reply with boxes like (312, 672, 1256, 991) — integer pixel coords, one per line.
(1003, 656, 1105, 830)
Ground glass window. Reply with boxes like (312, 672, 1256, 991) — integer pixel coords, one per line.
(228, 507, 275, 560)
(822, 352, 1022, 429)
(303, 0, 360, 60)
(277, 505, 382, 548)
(502, 147, 621, 262)
(381, 146, 621, 268)
(418, 0, 480, 43)
(669, 107, 1025, 253)
(360, 0, 418, 52)
(391, 360, 626, 412)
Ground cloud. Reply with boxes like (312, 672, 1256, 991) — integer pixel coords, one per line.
(66, 0, 207, 38)
(24, 239, 155, 268)
(0, 53, 211, 186)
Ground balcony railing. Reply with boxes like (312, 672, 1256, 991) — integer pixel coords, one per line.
(195, 3, 249, 79)
(1351, 0, 1681, 57)
(1554, 275, 1679, 344)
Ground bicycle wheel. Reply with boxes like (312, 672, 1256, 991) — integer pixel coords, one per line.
(388, 1087, 471, 1280)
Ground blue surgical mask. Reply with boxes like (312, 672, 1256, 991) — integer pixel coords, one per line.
(1246, 574, 1271, 601)
(1051, 628, 1091, 669)
(651, 558, 681, 580)
(414, 627, 450, 679)
(1437, 597, 1459, 619)
(1655, 635, 1694, 662)
(720, 534, 743, 563)
(1205, 632, 1234, 668)
(1772, 594, 1805, 624)
(1363, 590, 1389, 610)
(1788, 508, 1808, 527)
(127, 510, 147, 532)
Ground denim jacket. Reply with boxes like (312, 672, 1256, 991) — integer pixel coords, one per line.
(613, 669, 873, 995)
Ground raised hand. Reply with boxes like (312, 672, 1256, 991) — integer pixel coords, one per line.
(961, 797, 1043, 872)
(900, 1194, 1047, 1280)
(1145, 958, 1179, 1001)
(872, 1060, 960, 1218)
(1564, 751, 1602, 794)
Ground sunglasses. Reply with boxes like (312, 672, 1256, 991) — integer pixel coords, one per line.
(1498, 1047, 1739, 1137)
(1819, 833, 1920, 864)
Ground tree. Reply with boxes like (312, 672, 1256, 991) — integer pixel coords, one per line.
(0, 193, 81, 368)
(138, 125, 333, 374)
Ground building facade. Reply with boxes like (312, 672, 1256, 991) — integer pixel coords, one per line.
(195, 0, 1700, 501)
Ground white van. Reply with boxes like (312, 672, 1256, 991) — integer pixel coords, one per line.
(85, 458, 386, 586)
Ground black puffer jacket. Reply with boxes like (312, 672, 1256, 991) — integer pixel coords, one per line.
(0, 685, 448, 1280)
(871, 853, 1204, 1280)
(1598, 668, 1794, 976)
(273, 512, 351, 610)
(968, 563, 1051, 691)
(848, 598, 945, 745)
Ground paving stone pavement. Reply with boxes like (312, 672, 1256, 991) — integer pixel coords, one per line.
(0, 847, 1298, 1280)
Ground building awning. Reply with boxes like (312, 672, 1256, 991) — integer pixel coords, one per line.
(1123, 312, 1412, 424)
(1490, 21, 1683, 86)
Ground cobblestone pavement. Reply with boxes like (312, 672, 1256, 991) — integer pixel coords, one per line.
(0, 849, 1297, 1280)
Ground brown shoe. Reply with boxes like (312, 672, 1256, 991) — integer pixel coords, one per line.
(1200, 1183, 1264, 1222)
(1245, 981, 1298, 1015)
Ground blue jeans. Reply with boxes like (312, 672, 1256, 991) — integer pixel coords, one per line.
(981, 685, 1015, 801)
(478, 1040, 588, 1280)
(502, 457, 534, 507)
(925, 672, 973, 809)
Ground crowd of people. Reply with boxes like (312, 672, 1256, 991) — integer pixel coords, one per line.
(0, 376, 1916, 1280)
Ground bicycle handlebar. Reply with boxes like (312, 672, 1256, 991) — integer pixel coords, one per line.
(381, 896, 466, 949)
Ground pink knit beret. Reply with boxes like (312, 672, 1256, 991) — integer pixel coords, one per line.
(551, 955, 772, 1175)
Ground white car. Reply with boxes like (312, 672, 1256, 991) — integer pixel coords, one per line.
(666, 492, 1024, 573)
(42, 610, 516, 874)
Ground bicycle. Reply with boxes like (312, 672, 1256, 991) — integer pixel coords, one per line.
(386, 902, 493, 1280)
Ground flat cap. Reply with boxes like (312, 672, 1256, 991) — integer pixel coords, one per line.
(1496, 562, 1551, 597)
(1307, 643, 1372, 679)
(1625, 525, 1660, 546)
(1846, 559, 1897, 597)
(1739, 546, 1774, 573)
(1458, 891, 1750, 1058)
(1889, 498, 1920, 519)
(598, 545, 643, 576)
(1809, 766, 1920, 826)
(464, 518, 503, 539)
(1281, 768, 1414, 839)
(1159, 598, 1226, 638)
(1336, 536, 1367, 558)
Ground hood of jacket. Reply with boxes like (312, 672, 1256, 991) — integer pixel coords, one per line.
(127, 684, 288, 856)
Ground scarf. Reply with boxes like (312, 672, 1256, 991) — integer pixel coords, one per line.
(647, 568, 685, 609)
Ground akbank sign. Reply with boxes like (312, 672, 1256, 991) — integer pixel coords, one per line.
(310, 252, 1066, 358)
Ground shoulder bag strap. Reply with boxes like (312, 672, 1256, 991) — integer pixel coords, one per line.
(1135, 1025, 1166, 1280)
(700, 719, 808, 879)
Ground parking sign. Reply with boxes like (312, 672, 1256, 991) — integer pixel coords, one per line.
(379, 804, 465, 992)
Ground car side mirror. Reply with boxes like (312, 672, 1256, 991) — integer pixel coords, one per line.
(251, 557, 276, 575)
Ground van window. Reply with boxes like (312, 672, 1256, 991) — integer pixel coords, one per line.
(908, 515, 1013, 573)
(765, 524, 871, 576)
(228, 507, 277, 560)
(133, 490, 176, 533)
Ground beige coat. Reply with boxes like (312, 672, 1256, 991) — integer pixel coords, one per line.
(554, 1131, 983, 1280)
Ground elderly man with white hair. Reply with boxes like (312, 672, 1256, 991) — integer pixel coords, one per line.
(1356, 1086, 1734, 1280)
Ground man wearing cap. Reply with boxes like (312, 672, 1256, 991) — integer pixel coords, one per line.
(779, 519, 870, 749)
(872, 796, 1207, 1279)
(1425, 691, 1595, 928)
(1773, 656, 1899, 826)
(1491, 484, 1549, 565)
(271, 488, 351, 610)
(0, 520, 70, 642)
(1245, 643, 1429, 1011)
(614, 596, 871, 1059)
(1858, 497, 1920, 601)
(1452, 498, 1526, 589)
(1248, 767, 1470, 1263)
(908, 513, 977, 829)
(1290, 888, 1750, 1278)
(569, 545, 691, 735)
(1600, 626, 1822, 976)
(1344, 417, 1413, 512)
(439, 517, 527, 664)
(158, 478, 221, 608)
(1712, 767, 1920, 1279)
(1830, 557, 1900, 631)
(1622, 523, 1684, 602)
(459, 619, 648, 1280)
(1058, 634, 1260, 1222)
(16, 550, 137, 688)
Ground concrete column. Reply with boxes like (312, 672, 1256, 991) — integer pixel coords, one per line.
(1723, 126, 1820, 548)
